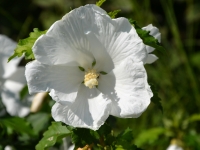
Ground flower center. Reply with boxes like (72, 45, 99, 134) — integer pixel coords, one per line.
(84, 69, 99, 89)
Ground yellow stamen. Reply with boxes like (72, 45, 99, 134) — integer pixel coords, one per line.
(84, 69, 99, 89)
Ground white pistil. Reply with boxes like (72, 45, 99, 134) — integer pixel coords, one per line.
(84, 69, 99, 89)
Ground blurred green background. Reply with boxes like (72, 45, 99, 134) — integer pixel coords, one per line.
(0, 0, 200, 149)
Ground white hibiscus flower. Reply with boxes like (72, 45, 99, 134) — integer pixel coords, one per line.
(0, 34, 31, 117)
(25, 4, 155, 130)
(166, 144, 183, 150)
(142, 24, 161, 64)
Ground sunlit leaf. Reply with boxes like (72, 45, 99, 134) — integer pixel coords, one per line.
(36, 122, 71, 150)
(96, 0, 106, 7)
(108, 10, 121, 19)
(8, 28, 47, 62)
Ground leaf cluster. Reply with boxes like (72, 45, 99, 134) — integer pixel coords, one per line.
(35, 122, 72, 150)
(129, 19, 165, 53)
(35, 122, 143, 150)
(71, 124, 143, 150)
(8, 28, 47, 62)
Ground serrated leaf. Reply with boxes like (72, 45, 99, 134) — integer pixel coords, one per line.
(150, 84, 163, 113)
(108, 10, 121, 19)
(114, 128, 141, 150)
(90, 130, 100, 140)
(19, 85, 29, 100)
(96, 0, 106, 7)
(130, 20, 165, 53)
(0, 117, 34, 135)
(36, 122, 71, 150)
(8, 28, 47, 62)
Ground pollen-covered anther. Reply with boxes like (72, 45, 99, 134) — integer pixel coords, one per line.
(84, 69, 99, 89)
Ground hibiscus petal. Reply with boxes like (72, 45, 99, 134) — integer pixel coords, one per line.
(86, 32, 114, 73)
(82, 6, 146, 65)
(1, 81, 30, 117)
(1, 92, 30, 117)
(0, 34, 21, 78)
(51, 85, 111, 130)
(142, 24, 161, 53)
(145, 54, 158, 64)
(142, 24, 161, 42)
(98, 58, 152, 118)
(33, 15, 94, 68)
(25, 60, 83, 102)
(6, 67, 26, 85)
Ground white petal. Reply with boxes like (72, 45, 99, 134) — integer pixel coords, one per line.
(52, 85, 111, 130)
(33, 13, 94, 68)
(142, 24, 161, 53)
(0, 34, 21, 78)
(86, 32, 114, 72)
(167, 144, 183, 150)
(1, 66, 31, 117)
(5, 68, 28, 95)
(145, 54, 158, 64)
(25, 60, 83, 102)
(6, 67, 26, 85)
(83, 7, 146, 65)
(142, 24, 161, 42)
(1, 82, 30, 117)
(98, 58, 152, 118)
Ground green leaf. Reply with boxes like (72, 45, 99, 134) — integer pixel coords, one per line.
(150, 84, 163, 113)
(117, 128, 133, 142)
(27, 113, 50, 134)
(189, 114, 200, 122)
(113, 128, 144, 150)
(0, 117, 34, 135)
(108, 10, 121, 19)
(134, 127, 165, 147)
(36, 122, 71, 150)
(8, 28, 47, 62)
(130, 20, 165, 53)
(19, 85, 29, 100)
(96, 0, 106, 7)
